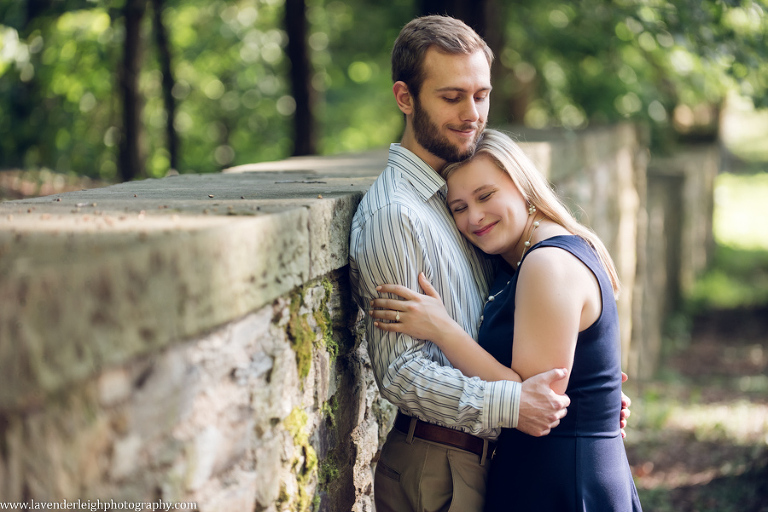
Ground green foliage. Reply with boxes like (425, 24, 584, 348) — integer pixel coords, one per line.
(164, 0, 292, 172)
(713, 171, 768, 250)
(1, 0, 766, 178)
(493, 0, 768, 150)
(0, 8, 120, 178)
(688, 245, 768, 310)
(306, 0, 412, 154)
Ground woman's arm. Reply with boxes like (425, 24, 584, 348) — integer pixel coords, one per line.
(370, 273, 522, 383)
(511, 247, 601, 395)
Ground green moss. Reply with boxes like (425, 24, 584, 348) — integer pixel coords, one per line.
(321, 277, 333, 300)
(319, 456, 340, 486)
(287, 279, 339, 379)
(313, 307, 338, 359)
(287, 291, 315, 381)
(276, 485, 290, 508)
(317, 278, 339, 359)
(321, 395, 338, 428)
(284, 407, 319, 512)
(284, 407, 310, 445)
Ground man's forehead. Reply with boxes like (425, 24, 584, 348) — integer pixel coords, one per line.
(421, 48, 491, 90)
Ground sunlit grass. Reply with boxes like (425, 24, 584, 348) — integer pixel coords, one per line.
(665, 401, 768, 445)
(688, 172, 768, 310)
(714, 172, 768, 251)
(626, 375, 768, 510)
(721, 99, 768, 163)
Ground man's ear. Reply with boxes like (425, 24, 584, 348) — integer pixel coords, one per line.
(393, 81, 414, 115)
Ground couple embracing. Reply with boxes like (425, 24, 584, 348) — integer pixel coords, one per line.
(349, 15, 642, 512)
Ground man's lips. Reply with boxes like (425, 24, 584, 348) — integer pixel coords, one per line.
(473, 221, 498, 236)
(450, 125, 478, 138)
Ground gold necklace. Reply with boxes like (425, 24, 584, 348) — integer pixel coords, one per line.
(480, 206, 540, 326)
(517, 208, 541, 267)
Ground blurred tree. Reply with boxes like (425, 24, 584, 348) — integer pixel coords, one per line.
(151, 0, 179, 171)
(419, 0, 488, 37)
(119, 0, 147, 181)
(285, 0, 316, 155)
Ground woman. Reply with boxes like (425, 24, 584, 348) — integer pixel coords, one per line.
(369, 129, 642, 511)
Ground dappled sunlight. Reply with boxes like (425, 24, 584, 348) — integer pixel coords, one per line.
(665, 401, 768, 445)
(714, 173, 768, 251)
(626, 377, 768, 502)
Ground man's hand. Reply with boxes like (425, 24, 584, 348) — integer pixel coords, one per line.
(517, 368, 570, 437)
(621, 372, 631, 438)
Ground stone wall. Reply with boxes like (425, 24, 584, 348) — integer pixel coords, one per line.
(632, 144, 720, 378)
(0, 125, 717, 509)
(0, 273, 377, 511)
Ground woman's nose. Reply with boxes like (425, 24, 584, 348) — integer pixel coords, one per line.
(469, 206, 484, 225)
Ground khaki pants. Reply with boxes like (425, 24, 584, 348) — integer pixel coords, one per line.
(374, 425, 490, 512)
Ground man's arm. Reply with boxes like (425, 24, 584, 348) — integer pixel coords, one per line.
(350, 204, 520, 434)
(368, 270, 572, 436)
(518, 369, 571, 436)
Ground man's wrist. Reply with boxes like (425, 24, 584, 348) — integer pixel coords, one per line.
(484, 379, 521, 429)
(511, 381, 520, 429)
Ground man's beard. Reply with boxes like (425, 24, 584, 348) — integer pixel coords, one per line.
(412, 98, 483, 164)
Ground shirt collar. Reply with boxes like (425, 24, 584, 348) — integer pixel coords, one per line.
(388, 143, 447, 202)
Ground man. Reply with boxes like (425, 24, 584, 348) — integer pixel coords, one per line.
(349, 16, 570, 512)
(349, 15, 626, 512)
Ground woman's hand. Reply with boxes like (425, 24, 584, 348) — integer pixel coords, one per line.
(372, 273, 522, 382)
(370, 272, 456, 343)
(620, 372, 631, 438)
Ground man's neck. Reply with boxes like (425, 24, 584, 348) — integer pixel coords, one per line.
(400, 128, 446, 174)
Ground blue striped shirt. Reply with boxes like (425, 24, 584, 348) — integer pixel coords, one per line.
(349, 143, 520, 438)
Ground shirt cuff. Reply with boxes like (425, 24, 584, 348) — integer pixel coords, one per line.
(484, 379, 521, 430)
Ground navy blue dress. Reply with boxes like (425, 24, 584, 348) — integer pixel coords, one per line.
(480, 235, 642, 512)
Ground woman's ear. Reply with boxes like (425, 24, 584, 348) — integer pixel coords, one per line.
(393, 81, 414, 115)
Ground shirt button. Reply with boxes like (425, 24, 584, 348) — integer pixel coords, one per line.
(487, 296, 494, 301)
(479, 315, 484, 322)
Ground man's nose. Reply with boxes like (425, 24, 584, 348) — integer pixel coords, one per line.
(461, 98, 480, 122)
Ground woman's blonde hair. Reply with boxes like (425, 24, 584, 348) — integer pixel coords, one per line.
(443, 129, 621, 297)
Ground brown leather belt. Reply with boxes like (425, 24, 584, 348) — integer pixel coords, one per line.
(394, 411, 494, 457)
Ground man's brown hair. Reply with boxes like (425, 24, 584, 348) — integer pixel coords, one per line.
(391, 15, 494, 98)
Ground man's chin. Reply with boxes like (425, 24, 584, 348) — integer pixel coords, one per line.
(452, 143, 478, 163)
(452, 134, 483, 160)
(418, 133, 479, 163)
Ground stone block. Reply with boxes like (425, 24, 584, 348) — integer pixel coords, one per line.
(0, 210, 312, 410)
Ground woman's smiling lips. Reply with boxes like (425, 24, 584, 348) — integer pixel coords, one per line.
(473, 221, 498, 236)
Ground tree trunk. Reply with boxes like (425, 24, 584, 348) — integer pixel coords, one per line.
(150, 0, 179, 172)
(484, 0, 524, 125)
(419, 0, 487, 38)
(285, 0, 316, 155)
(119, 0, 146, 182)
(25, 0, 52, 27)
